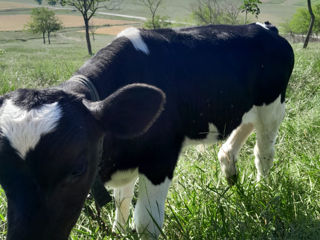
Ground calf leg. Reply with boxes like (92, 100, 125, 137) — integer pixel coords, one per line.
(112, 179, 136, 232)
(134, 174, 171, 240)
(218, 123, 254, 185)
(254, 97, 285, 181)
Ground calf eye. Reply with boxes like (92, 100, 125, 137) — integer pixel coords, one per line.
(66, 160, 88, 183)
(70, 161, 88, 177)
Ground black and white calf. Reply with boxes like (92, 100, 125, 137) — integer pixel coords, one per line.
(0, 22, 294, 240)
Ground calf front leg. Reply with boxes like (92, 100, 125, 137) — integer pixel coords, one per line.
(112, 179, 136, 232)
(134, 174, 171, 240)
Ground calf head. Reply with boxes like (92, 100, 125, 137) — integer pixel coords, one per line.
(0, 84, 165, 240)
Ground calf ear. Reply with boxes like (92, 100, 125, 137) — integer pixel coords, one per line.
(83, 84, 165, 139)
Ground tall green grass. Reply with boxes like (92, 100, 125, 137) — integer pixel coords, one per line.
(0, 32, 319, 239)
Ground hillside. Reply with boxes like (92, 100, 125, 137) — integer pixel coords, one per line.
(1, 0, 319, 26)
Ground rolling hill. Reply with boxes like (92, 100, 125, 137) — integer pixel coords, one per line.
(0, 0, 319, 26)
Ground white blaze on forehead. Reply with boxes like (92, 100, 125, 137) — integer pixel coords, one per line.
(256, 22, 269, 30)
(117, 27, 150, 55)
(0, 99, 61, 159)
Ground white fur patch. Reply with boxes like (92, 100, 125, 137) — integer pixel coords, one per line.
(106, 168, 139, 188)
(134, 175, 171, 239)
(241, 95, 284, 125)
(218, 95, 285, 181)
(218, 123, 254, 179)
(113, 180, 136, 232)
(0, 99, 61, 159)
(256, 22, 269, 30)
(183, 123, 219, 147)
(117, 27, 150, 55)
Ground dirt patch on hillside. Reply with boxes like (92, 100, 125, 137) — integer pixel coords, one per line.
(0, 1, 33, 10)
(0, 15, 31, 31)
(58, 15, 136, 27)
(0, 14, 137, 31)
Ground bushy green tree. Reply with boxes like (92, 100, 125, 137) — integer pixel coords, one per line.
(26, 7, 62, 44)
(290, 7, 312, 34)
(284, 4, 320, 35)
(240, 0, 262, 24)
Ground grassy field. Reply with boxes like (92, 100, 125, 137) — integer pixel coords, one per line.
(1, 0, 320, 26)
(0, 20, 320, 240)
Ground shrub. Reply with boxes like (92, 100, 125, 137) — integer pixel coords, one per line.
(144, 15, 172, 29)
(192, 0, 241, 25)
(283, 4, 320, 35)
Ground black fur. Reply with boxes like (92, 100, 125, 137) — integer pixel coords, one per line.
(76, 24, 294, 184)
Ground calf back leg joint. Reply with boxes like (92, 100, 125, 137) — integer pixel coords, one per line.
(218, 123, 254, 185)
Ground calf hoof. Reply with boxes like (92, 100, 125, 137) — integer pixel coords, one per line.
(226, 174, 238, 186)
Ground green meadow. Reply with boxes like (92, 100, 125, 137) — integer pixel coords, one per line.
(1, 0, 320, 24)
(0, 0, 320, 239)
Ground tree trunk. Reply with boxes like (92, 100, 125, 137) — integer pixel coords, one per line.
(48, 31, 51, 45)
(91, 28, 95, 41)
(152, 12, 156, 29)
(303, 0, 315, 49)
(42, 32, 46, 44)
(84, 18, 93, 55)
(245, 10, 248, 24)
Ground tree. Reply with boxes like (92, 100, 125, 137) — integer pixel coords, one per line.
(304, 0, 315, 48)
(143, 15, 171, 29)
(89, 20, 97, 41)
(35, 0, 43, 4)
(26, 8, 62, 44)
(46, 14, 63, 44)
(193, 0, 220, 25)
(140, 0, 162, 29)
(282, 4, 320, 37)
(192, 0, 241, 25)
(240, 0, 262, 24)
(46, 0, 122, 55)
(140, 0, 170, 29)
(288, 8, 311, 34)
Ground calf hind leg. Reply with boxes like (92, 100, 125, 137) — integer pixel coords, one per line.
(254, 97, 285, 181)
(218, 123, 254, 185)
(134, 174, 171, 240)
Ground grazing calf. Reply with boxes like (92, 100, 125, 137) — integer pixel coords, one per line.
(0, 22, 294, 240)
(0, 84, 165, 240)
